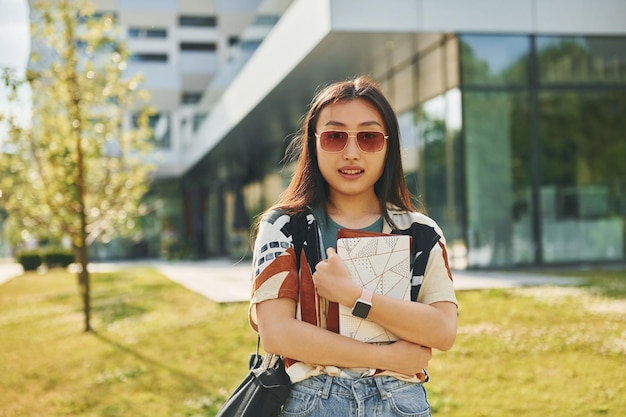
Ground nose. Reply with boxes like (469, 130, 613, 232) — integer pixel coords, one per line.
(343, 136, 361, 159)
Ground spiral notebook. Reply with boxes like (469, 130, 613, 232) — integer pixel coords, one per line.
(336, 229, 412, 343)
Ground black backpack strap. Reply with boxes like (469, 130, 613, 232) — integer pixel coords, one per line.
(289, 210, 310, 272)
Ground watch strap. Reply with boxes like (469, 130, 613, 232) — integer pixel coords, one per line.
(358, 288, 373, 304)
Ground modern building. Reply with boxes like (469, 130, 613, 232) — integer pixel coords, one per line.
(80, 0, 626, 268)
(81, 0, 281, 258)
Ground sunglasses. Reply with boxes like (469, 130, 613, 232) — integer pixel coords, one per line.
(315, 130, 388, 153)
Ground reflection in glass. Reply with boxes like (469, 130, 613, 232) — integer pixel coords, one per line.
(464, 91, 533, 267)
(397, 111, 421, 210)
(539, 91, 626, 262)
(420, 90, 465, 267)
(460, 35, 530, 86)
(422, 95, 446, 221)
(537, 36, 626, 84)
(459, 34, 626, 267)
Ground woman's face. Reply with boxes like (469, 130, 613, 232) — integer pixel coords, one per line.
(314, 98, 387, 204)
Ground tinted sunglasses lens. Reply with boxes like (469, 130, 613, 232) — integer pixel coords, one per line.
(356, 131, 385, 152)
(320, 131, 348, 152)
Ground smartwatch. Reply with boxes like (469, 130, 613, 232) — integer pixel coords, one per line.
(351, 288, 373, 319)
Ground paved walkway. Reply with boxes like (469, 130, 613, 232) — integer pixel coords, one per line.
(0, 262, 23, 285)
(0, 259, 581, 303)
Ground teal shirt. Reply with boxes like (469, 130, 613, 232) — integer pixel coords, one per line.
(310, 206, 384, 252)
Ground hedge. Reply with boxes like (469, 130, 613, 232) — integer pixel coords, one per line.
(16, 248, 74, 271)
(16, 251, 43, 271)
(43, 249, 75, 268)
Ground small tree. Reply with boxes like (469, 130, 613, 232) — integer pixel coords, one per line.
(0, 0, 155, 332)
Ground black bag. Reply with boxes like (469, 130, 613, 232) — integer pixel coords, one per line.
(216, 339, 291, 417)
(217, 212, 307, 416)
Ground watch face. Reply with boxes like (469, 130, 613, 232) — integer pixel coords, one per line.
(352, 301, 372, 319)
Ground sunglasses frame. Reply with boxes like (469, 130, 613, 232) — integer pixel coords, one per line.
(315, 130, 389, 153)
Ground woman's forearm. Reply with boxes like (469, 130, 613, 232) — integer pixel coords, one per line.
(365, 298, 458, 350)
(256, 298, 380, 367)
(261, 315, 380, 367)
(256, 299, 431, 374)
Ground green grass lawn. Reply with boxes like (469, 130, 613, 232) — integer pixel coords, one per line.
(1, 267, 624, 417)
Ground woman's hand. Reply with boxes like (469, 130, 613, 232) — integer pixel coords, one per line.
(381, 340, 432, 376)
(313, 247, 361, 306)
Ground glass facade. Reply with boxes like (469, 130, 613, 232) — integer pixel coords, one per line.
(419, 90, 465, 264)
(538, 91, 626, 262)
(458, 34, 626, 267)
(379, 34, 467, 267)
(460, 35, 530, 86)
(376, 33, 626, 268)
(536, 36, 626, 85)
(124, 32, 626, 267)
(463, 91, 534, 266)
(536, 35, 626, 260)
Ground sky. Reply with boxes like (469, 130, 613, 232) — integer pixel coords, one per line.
(0, 0, 30, 70)
(0, 0, 30, 124)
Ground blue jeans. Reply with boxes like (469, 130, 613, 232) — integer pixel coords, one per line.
(280, 374, 431, 417)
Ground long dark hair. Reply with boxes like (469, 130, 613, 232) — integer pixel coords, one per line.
(270, 76, 418, 228)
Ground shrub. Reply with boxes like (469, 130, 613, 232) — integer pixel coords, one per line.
(43, 248, 74, 268)
(17, 251, 43, 271)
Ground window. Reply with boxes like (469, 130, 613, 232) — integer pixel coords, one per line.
(129, 53, 168, 63)
(241, 40, 261, 54)
(419, 90, 465, 249)
(463, 91, 534, 266)
(181, 92, 203, 104)
(128, 27, 167, 39)
(252, 15, 280, 26)
(538, 91, 626, 261)
(459, 34, 626, 267)
(133, 112, 170, 148)
(178, 15, 217, 27)
(180, 42, 217, 52)
(78, 11, 117, 25)
(193, 113, 207, 132)
(460, 35, 530, 86)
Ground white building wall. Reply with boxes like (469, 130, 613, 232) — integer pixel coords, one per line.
(89, 0, 263, 177)
(535, 0, 626, 34)
(329, 0, 626, 34)
(179, 0, 218, 14)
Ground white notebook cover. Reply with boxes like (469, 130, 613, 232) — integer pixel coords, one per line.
(337, 234, 412, 343)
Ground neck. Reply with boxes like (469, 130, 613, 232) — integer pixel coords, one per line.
(326, 192, 382, 229)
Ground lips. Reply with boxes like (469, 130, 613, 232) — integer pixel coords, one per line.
(339, 168, 364, 175)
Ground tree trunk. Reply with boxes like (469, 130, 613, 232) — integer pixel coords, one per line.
(63, 0, 91, 332)
(75, 244, 91, 332)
